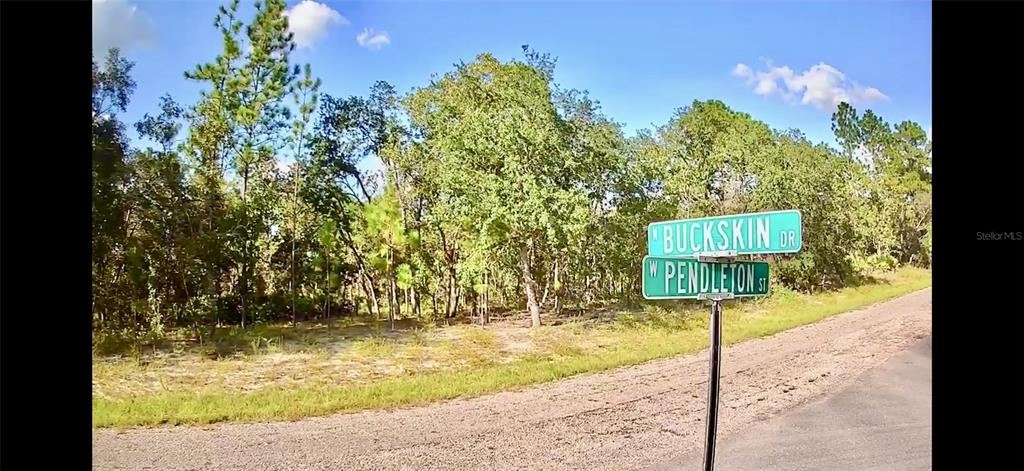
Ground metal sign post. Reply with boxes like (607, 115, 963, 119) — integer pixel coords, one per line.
(699, 291, 732, 471)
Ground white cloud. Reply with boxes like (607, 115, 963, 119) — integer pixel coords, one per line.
(283, 0, 348, 49)
(732, 63, 752, 78)
(733, 60, 889, 112)
(356, 28, 390, 51)
(92, 0, 156, 56)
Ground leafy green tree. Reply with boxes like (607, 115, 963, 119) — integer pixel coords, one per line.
(364, 186, 419, 329)
(286, 64, 322, 327)
(405, 53, 590, 327)
(92, 48, 136, 331)
(831, 103, 932, 265)
(304, 86, 406, 320)
(181, 1, 241, 327)
(135, 95, 184, 153)
(750, 132, 860, 288)
(122, 149, 197, 332)
(312, 218, 352, 327)
(186, 0, 297, 327)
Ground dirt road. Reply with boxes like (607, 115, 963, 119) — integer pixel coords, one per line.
(660, 335, 932, 470)
(93, 288, 932, 471)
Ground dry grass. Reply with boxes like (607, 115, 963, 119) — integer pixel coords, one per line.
(93, 267, 930, 427)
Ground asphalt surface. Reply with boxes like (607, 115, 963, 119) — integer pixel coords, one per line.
(660, 335, 932, 471)
(94, 288, 932, 471)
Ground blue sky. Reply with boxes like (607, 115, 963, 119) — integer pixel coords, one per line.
(95, 0, 931, 153)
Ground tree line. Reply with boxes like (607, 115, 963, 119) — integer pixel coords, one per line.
(92, 0, 932, 340)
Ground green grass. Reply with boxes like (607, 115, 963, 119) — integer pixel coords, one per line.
(93, 267, 930, 428)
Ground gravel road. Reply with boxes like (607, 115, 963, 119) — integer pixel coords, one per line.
(660, 335, 932, 470)
(93, 288, 932, 471)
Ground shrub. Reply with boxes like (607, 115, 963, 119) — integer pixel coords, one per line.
(849, 253, 899, 276)
(92, 330, 135, 356)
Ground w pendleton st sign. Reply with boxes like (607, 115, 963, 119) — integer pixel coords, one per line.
(647, 210, 802, 257)
(642, 257, 769, 300)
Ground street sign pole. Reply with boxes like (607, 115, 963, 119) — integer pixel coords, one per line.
(698, 288, 732, 471)
(702, 296, 724, 471)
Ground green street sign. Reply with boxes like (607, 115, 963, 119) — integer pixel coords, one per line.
(647, 210, 802, 257)
(642, 257, 770, 299)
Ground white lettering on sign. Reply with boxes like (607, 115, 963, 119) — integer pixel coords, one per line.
(664, 261, 675, 292)
(707, 264, 715, 293)
(700, 263, 710, 292)
(756, 217, 770, 249)
(733, 220, 744, 250)
(749, 219, 757, 249)
(690, 224, 700, 252)
(652, 211, 798, 255)
(728, 263, 736, 293)
(702, 222, 714, 253)
(676, 261, 685, 293)
(719, 265, 728, 293)
(645, 257, 767, 298)
(781, 230, 795, 248)
(688, 262, 698, 293)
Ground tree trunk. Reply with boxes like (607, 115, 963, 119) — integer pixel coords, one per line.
(290, 167, 299, 328)
(390, 246, 401, 322)
(324, 249, 331, 322)
(388, 272, 396, 332)
(412, 287, 421, 319)
(481, 270, 490, 325)
(470, 290, 479, 324)
(519, 244, 541, 328)
(240, 165, 249, 329)
(370, 280, 381, 320)
(241, 267, 248, 328)
(540, 273, 551, 308)
(598, 268, 606, 298)
(212, 273, 220, 327)
(360, 271, 380, 320)
(391, 279, 401, 318)
(446, 263, 458, 318)
(553, 259, 562, 315)
(431, 285, 438, 318)
(455, 284, 464, 318)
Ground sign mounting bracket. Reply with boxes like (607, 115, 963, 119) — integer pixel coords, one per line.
(696, 250, 737, 263)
